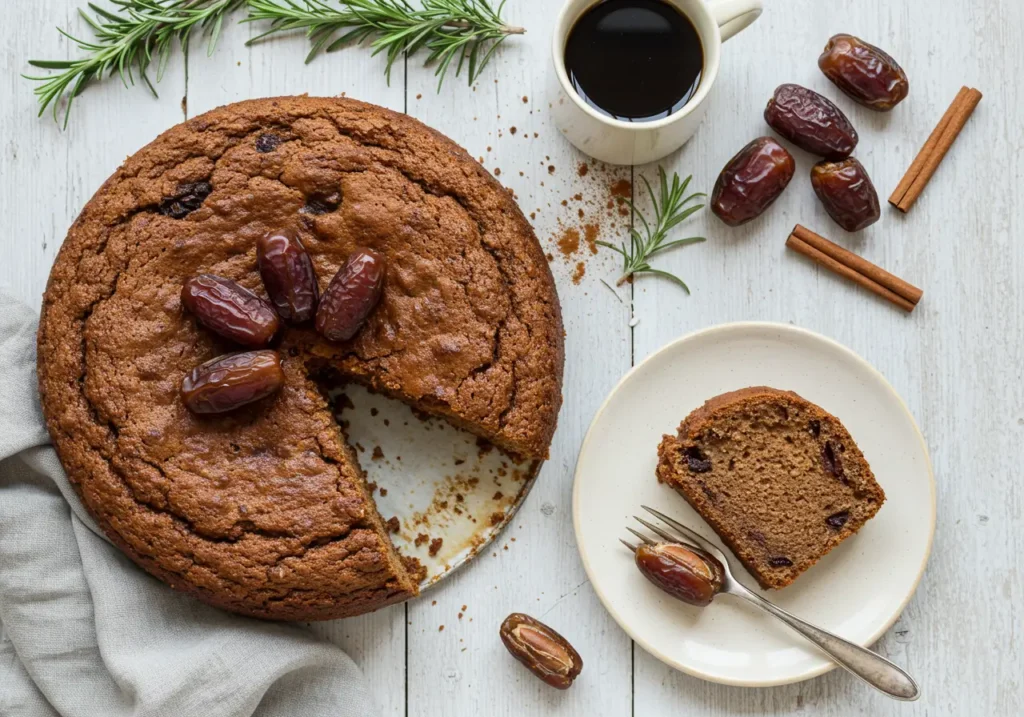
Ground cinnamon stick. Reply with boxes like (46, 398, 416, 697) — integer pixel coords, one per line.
(889, 86, 982, 212)
(786, 225, 922, 312)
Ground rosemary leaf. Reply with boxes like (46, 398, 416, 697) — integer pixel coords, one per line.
(24, 0, 245, 128)
(596, 166, 707, 293)
(245, 0, 524, 89)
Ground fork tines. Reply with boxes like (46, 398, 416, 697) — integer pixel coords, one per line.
(619, 506, 727, 567)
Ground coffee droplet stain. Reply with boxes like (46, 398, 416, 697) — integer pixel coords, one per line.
(565, 0, 703, 122)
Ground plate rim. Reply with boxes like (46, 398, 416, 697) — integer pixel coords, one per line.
(571, 321, 937, 688)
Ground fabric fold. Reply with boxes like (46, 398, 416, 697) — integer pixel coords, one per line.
(0, 292, 373, 717)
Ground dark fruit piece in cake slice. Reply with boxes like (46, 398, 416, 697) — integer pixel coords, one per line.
(655, 387, 885, 589)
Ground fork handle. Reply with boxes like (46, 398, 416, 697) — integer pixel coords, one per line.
(733, 587, 919, 700)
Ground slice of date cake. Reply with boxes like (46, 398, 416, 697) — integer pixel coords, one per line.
(656, 387, 884, 589)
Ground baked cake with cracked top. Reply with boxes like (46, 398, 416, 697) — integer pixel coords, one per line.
(656, 387, 884, 589)
(37, 97, 563, 620)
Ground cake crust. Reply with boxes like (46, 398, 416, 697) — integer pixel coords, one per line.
(37, 97, 563, 620)
(657, 387, 884, 589)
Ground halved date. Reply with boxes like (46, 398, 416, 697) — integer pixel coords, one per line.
(315, 249, 385, 342)
(764, 84, 858, 159)
(818, 34, 909, 111)
(181, 274, 280, 347)
(181, 350, 284, 414)
(499, 613, 583, 689)
(257, 228, 319, 324)
(811, 158, 880, 232)
(711, 137, 795, 226)
(635, 542, 724, 607)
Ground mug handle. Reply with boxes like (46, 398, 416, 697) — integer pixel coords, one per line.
(708, 0, 763, 42)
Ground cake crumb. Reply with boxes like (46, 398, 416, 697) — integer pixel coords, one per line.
(429, 538, 444, 556)
(578, 163, 589, 177)
(490, 512, 504, 526)
(385, 516, 400, 533)
(572, 262, 586, 284)
(439, 625, 444, 632)
(522, 96, 528, 103)
(379, 487, 388, 496)
(557, 227, 580, 255)
(493, 491, 504, 500)
(548, 165, 556, 174)
(372, 446, 384, 460)
(510, 127, 517, 135)
(415, 533, 429, 547)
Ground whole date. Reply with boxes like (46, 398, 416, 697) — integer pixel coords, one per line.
(257, 228, 320, 324)
(499, 613, 583, 689)
(811, 157, 881, 232)
(764, 84, 858, 159)
(315, 249, 386, 342)
(181, 274, 280, 347)
(818, 34, 909, 111)
(181, 350, 285, 414)
(635, 542, 724, 607)
(711, 137, 795, 227)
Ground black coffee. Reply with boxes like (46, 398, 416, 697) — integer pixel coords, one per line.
(565, 0, 704, 122)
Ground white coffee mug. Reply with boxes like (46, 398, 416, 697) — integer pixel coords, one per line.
(552, 0, 763, 166)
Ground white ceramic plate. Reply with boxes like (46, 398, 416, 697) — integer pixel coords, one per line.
(572, 322, 935, 687)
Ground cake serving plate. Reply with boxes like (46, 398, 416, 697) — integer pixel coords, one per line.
(335, 384, 540, 588)
(572, 322, 935, 686)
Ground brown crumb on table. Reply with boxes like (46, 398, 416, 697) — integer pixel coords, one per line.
(557, 227, 580, 256)
(366, 481, 377, 495)
(490, 512, 505, 526)
(372, 446, 384, 460)
(416, 93, 422, 99)
(385, 516, 400, 533)
(458, 612, 463, 619)
(432, 600, 437, 606)
(379, 487, 387, 497)
(429, 538, 444, 556)
(578, 162, 589, 177)
(493, 491, 504, 500)
(439, 625, 444, 632)
(370, 407, 378, 416)
(454, 458, 465, 465)
(510, 126, 517, 135)
(572, 262, 586, 284)
(415, 533, 429, 547)
(494, 168, 501, 176)
(548, 165, 556, 174)
(522, 96, 528, 103)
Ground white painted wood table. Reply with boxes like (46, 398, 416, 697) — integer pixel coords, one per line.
(2, 1, 1022, 714)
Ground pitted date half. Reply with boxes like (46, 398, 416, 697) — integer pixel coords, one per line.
(257, 228, 320, 324)
(499, 613, 583, 689)
(818, 34, 909, 111)
(181, 274, 280, 347)
(181, 350, 284, 414)
(764, 84, 858, 159)
(635, 542, 724, 607)
(711, 137, 795, 227)
(315, 249, 385, 342)
(810, 157, 881, 232)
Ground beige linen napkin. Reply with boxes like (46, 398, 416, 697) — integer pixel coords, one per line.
(0, 292, 374, 717)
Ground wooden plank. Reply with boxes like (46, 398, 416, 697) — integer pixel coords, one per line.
(183, 13, 408, 716)
(1, 0, 184, 308)
(403, 1, 633, 714)
(630, 0, 1022, 714)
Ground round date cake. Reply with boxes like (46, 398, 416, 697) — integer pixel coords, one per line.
(37, 97, 564, 620)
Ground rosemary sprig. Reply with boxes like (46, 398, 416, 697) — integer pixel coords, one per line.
(245, 0, 523, 90)
(24, 0, 244, 128)
(597, 167, 706, 293)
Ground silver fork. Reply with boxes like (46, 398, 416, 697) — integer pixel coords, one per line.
(623, 506, 920, 701)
